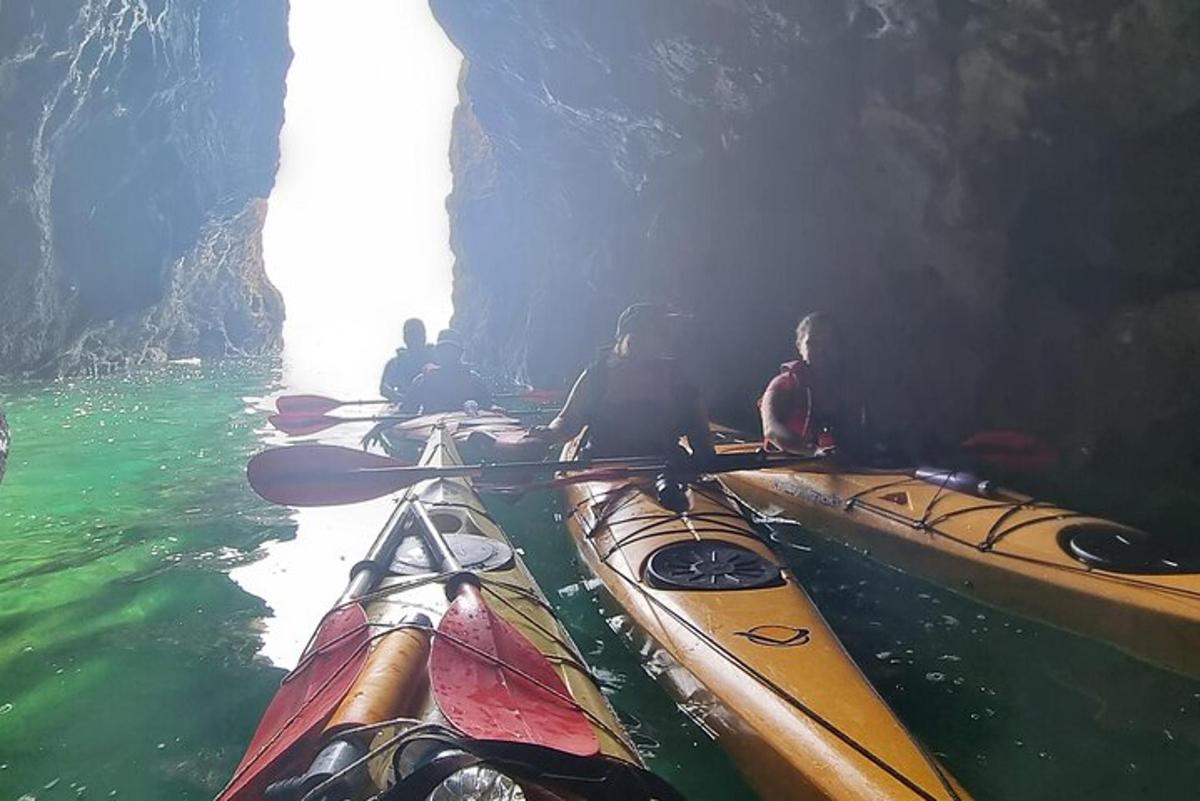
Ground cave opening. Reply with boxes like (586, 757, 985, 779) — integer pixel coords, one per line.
(262, 0, 462, 396)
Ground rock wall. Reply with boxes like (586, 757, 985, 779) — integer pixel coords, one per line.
(433, 0, 1200, 511)
(0, 0, 290, 377)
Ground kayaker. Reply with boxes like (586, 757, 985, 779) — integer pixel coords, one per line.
(379, 318, 432, 402)
(402, 328, 493, 414)
(527, 303, 716, 462)
(760, 312, 860, 454)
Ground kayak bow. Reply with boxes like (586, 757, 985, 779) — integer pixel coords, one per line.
(559, 438, 971, 801)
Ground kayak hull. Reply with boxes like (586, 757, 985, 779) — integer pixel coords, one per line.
(561, 442, 970, 801)
(717, 447, 1200, 678)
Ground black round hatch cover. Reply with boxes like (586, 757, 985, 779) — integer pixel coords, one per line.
(645, 540, 784, 590)
(1060, 525, 1200, 575)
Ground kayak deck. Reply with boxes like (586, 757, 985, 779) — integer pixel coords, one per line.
(561, 441, 970, 801)
(379, 428, 639, 761)
(715, 440, 1200, 677)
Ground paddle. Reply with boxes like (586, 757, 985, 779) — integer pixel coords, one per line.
(216, 604, 370, 801)
(269, 412, 418, 436)
(246, 443, 819, 507)
(408, 499, 599, 755)
(270, 409, 544, 438)
(275, 389, 565, 416)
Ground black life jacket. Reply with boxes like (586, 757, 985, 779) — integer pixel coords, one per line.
(579, 350, 694, 459)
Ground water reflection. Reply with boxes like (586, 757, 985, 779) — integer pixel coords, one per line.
(229, 410, 396, 665)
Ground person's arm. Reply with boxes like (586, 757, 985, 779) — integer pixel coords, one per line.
(684, 392, 716, 464)
(401, 373, 425, 414)
(468, 371, 493, 408)
(760, 374, 810, 453)
(379, 359, 401, 402)
(528, 370, 591, 444)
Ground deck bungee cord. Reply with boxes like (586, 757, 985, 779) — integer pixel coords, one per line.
(805, 476, 1200, 604)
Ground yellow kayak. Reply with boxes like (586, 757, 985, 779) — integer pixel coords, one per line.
(221, 426, 674, 801)
(715, 436, 1200, 678)
(560, 439, 971, 801)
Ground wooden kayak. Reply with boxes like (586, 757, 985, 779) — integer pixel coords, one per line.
(714, 435, 1200, 678)
(220, 426, 676, 801)
(559, 439, 971, 801)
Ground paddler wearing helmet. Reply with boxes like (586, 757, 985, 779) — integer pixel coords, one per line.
(760, 312, 864, 454)
(527, 302, 716, 462)
(402, 327, 493, 414)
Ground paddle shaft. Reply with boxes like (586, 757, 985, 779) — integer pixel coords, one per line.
(408, 499, 479, 599)
(341, 498, 412, 602)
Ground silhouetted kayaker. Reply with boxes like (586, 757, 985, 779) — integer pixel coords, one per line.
(528, 303, 715, 462)
(379, 318, 432, 402)
(760, 313, 862, 454)
(403, 328, 492, 414)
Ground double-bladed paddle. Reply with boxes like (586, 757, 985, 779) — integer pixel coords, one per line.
(269, 410, 542, 437)
(275, 389, 565, 416)
(246, 443, 820, 507)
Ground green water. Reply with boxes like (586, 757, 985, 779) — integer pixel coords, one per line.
(1, 363, 1198, 800)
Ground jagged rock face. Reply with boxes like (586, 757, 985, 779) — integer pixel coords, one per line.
(434, 0, 1200, 485)
(0, 0, 290, 376)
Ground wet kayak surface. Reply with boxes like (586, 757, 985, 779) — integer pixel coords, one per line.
(0, 360, 1197, 799)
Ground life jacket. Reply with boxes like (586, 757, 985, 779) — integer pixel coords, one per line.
(382, 346, 432, 394)
(580, 350, 694, 459)
(411, 362, 489, 414)
(761, 360, 818, 445)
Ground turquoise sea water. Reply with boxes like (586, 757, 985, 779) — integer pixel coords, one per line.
(1, 361, 1197, 800)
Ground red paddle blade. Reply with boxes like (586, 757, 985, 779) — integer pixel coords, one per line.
(430, 586, 599, 757)
(247, 444, 418, 506)
(275, 395, 392, 415)
(269, 413, 341, 436)
(218, 604, 369, 801)
(275, 394, 343, 415)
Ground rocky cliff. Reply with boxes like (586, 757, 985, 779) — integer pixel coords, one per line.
(434, 0, 1200, 518)
(0, 0, 290, 377)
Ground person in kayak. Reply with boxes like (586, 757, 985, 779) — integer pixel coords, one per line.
(403, 328, 493, 414)
(527, 303, 716, 462)
(760, 312, 861, 454)
(379, 318, 432, 402)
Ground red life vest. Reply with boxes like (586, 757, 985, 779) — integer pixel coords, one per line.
(761, 360, 818, 446)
